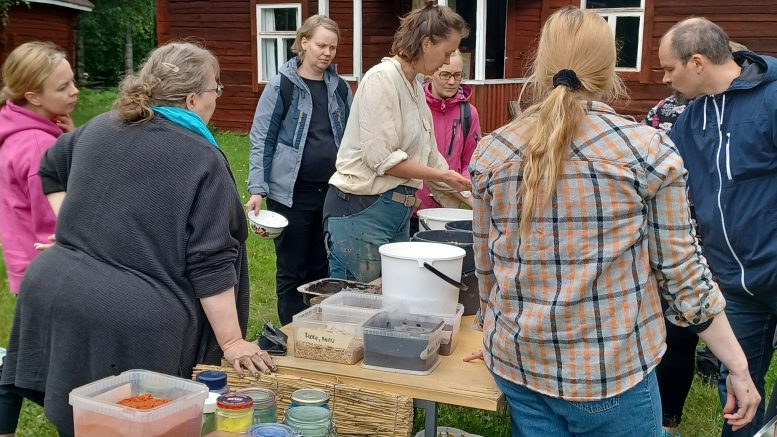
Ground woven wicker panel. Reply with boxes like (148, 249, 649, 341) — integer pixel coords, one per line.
(193, 364, 413, 437)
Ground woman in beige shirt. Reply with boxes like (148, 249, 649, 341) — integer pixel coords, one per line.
(323, 1, 471, 283)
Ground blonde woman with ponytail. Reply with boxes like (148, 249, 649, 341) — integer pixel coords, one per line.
(0, 42, 77, 294)
(466, 7, 758, 435)
(0, 41, 274, 436)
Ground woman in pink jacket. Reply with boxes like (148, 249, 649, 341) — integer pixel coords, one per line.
(411, 50, 481, 234)
(0, 41, 78, 295)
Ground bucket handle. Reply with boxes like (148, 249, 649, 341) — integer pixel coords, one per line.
(420, 219, 432, 231)
(422, 262, 469, 291)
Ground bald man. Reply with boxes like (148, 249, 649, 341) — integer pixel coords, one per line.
(660, 17, 777, 437)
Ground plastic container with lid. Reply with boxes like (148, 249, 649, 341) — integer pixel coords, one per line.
(215, 393, 253, 432)
(289, 388, 330, 409)
(319, 291, 399, 318)
(195, 370, 229, 395)
(200, 392, 220, 436)
(247, 423, 298, 437)
(284, 406, 333, 437)
(69, 369, 208, 437)
(236, 387, 277, 424)
(362, 311, 445, 375)
(409, 303, 465, 356)
(292, 306, 368, 364)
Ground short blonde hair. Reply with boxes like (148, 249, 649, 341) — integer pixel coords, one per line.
(391, 1, 469, 64)
(291, 15, 340, 59)
(114, 41, 219, 124)
(0, 41, 66, 107)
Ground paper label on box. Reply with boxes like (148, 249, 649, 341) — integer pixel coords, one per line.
(299, 328, 352, 349)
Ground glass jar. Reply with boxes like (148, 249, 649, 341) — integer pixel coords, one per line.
(201, 392, 220, 436)
(196, 370, 229, 395)
(237, 387, 277, 424)
(247, 423, 297, 437)
(284, 406, 333, 437)
(215, 393, 254, 432)
(289, 388, 330, 409)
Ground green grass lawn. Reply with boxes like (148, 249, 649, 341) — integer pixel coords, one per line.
(0, 88, 774, 436)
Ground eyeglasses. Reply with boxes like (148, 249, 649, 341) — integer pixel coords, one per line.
(201, 84, 224, 98)
(437, 71, 464, 81)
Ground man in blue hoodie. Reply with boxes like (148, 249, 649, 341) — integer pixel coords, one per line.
(660, 17, 777, 437)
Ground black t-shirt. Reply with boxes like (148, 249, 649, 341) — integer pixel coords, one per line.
(297, 78, 337, 186)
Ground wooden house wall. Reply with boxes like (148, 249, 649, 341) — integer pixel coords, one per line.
(157, 0, 777, 132)
(158, 0, 263, 131)
(0, 4, 79, 67)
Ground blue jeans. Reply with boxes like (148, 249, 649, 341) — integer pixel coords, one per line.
(718, 289, 777, 437)
(324, 185, 413, 283)
(491, 370, 662, 437)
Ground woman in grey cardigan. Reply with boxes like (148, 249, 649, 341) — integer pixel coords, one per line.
(0, 42, 274, 436)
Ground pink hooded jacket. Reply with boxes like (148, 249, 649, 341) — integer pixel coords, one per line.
(0, 100, 60, 293)
(416, 82, 482, 212)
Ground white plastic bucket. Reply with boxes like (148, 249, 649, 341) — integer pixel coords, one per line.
(417, 208, 474, 231)
(379, 242, 465, 314)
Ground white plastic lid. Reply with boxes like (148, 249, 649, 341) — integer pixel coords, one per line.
(379, 241, 465, 261)
(203, 392, 220, 414)
(417, 208, 473, 221)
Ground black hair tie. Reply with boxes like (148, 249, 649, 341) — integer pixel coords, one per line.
(552, 69, 582, 91)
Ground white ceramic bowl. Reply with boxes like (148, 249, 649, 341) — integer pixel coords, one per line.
(247, 210, 288, 240)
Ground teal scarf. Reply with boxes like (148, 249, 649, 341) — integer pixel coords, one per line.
(151, 105, 218, 148)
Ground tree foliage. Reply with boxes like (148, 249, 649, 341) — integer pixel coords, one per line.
(78, 0, 155, 86)
(0, 0, 29, 25)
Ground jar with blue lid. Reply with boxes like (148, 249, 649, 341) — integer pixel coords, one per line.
(289, 388, 329, 409)
(196, 370, 229, 394)
(284, 406, 333, 437)
(247, 423, 298, 437)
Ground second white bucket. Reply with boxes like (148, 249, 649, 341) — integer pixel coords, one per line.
(379, 242, 465, 314)
(417, 208, 474, 231)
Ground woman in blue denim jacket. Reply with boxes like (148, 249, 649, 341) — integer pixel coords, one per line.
(247, 15, 352, 324)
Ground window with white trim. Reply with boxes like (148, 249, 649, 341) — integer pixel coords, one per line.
(411, 0, 507, 81)
(582, 0, 645, 71)
(256, 4, 301, 81)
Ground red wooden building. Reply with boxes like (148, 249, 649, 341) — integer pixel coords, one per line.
(157, 0, 777, 133)
(0, 0, 94, 67)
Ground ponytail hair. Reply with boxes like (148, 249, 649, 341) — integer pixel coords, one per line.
(1, 41, 66, 108)
(114, 41, 219, 124)
(516, 7, 627, 238)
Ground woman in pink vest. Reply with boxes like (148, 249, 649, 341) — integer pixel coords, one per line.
(0, 42, 78, 294)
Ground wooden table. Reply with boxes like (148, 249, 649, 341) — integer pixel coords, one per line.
(273, 315, 504, 437)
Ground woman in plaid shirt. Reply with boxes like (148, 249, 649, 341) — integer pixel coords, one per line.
(466, 7, 759, 436)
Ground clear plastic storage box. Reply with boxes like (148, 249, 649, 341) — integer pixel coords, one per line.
(292, 305, 371, 364)
(319, 291, 400, 318)
(69, 369, 208, 437)
(362, 312, 445, 375)
(412, 303, 464, 356)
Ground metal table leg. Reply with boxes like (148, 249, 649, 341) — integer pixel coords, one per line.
(414, 399, 438, 437)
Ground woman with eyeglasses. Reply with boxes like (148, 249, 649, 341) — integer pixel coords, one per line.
(410, 49, 481, 235)
(0, 41, 275, 436)
(324, 1, 472, 283)
(247, 15, 352, 325)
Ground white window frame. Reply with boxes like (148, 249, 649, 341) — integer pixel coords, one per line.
(256, 3, 302, 82)
(582, 0, 645, 72)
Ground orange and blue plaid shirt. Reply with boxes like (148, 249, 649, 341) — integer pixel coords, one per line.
(469, 101, 725, 401)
